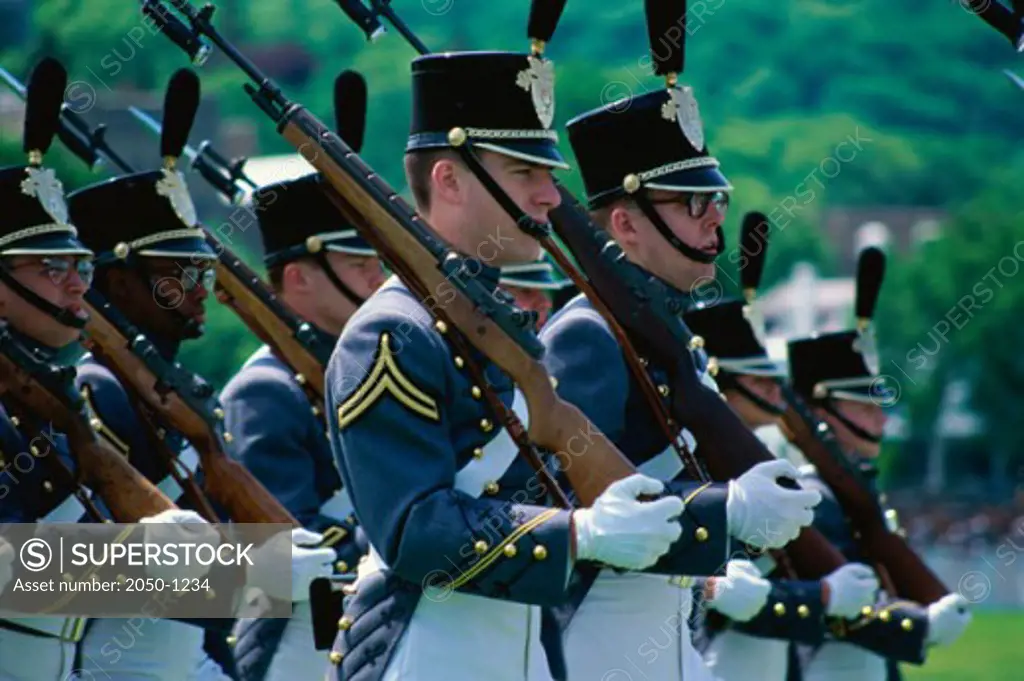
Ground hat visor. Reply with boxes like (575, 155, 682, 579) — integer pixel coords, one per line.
(325, 243, 378, 257)
(136, 235, 217, 261)
(323, 231, 377, 257)
(474, 140, 570, 170)
(1, 231, 94, 258)
(718, 357, 788, 377)
(645, 166, 733, 193)
(500, 275, 573, 290)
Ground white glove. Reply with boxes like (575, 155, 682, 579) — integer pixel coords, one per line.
(926, 594, 972, 647)
(707, 559, 771, 622)
(823, 563, 879, 618)
(0, 538, 13, 597)
(726, 460, 821, 549)
(246, 528, 335, 603)
(574, 474, 684, 570)
(139, 509, 218, 581)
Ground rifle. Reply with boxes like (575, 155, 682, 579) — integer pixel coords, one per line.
(547, 187, 846, 578)
(80, 289, 299, 526)
(149, 0, 639, 507)
(776, 248, 949, 604)
(128, 99, 331, 412)
(0, 322, 177, 521)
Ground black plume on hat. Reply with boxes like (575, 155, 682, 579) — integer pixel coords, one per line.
(739, 211, 770, 298)
(528, 0, 568, 52)
(23, 57, 65, 159)
(644, 0, 685, 78)
(334, 70, 367, 154)
(855, 246, 886, 325)
(161, 69, 200, 162)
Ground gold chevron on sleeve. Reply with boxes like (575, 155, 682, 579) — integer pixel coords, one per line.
(337, 332, 440, 429)
(80, 384, 131, 456)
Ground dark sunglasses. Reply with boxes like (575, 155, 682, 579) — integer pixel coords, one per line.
(650, 191, 730, 220)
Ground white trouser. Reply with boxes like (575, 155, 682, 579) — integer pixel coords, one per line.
(704, 630, 788, 681)
(380, 589, 551, 681)
(0, 628, 78, 681)
(802, 641, 886, 681)
(75, 618, 229, 680)
(265, 602, 331, 680)
(563, 570, 717, 681)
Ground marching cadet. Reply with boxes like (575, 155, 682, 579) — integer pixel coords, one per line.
(539, 84, 826, 680)
(64, 70, 337, 680)
(221, 172, 385, 681)
(498, 254, 572, 329)
(0, 57, 211, 681)
(682, 298, 881, 681)
(324, 49, 709, 681)
(785, 308, 972, 681)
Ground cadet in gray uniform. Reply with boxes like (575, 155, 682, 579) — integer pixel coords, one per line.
(498, 254, 572, 329)
(63, 70, 336, 681)
(786, 329, 972, 681)
(221, 172, 385, 681)
(540, 84, 826, 681)
(0, 57, 214, 681)
(682, 299, 880, 681)
(325, 50, 698, 681)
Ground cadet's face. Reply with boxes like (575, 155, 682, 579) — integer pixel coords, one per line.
(468, 151, 561, 265)
(313, 252, 386, 334)
(0, 254, 91, 347)
(615, 189, 727, 291)
(824, 399, 888, 458)
(148, 258, 213, 338)
(728, 374, 786, 428)
(504, 285, 553, 329)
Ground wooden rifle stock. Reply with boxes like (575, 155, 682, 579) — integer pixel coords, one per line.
(0, 349, 176, 521)
(205, 232, 327, 411)
(779, 391, 949, 604)
(80, 301, 299, 526)
(546, 190, 846, 577)
(277, 110, 637, 506)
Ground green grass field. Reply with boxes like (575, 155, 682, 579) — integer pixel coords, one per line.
(901, 611, 1023, 680)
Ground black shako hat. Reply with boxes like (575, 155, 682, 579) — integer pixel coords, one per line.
(255, 173, 375, 268)
(566, 87, 731, 210)
(406, 51, 568, 170)
(684, 299, 786, 378)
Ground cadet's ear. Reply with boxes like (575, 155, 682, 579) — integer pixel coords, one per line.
(430, 156, 464, 206)
(280, 260, 312, 293)
(607, 203, 639, 247)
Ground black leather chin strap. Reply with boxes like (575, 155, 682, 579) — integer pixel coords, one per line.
(313, 251, 366, 307)
(824, 397, 883, 444)
(718, 371, 787, 417)
(454, 143, 553, 240)
(632, 190, 724, 265)
(0, 262, 87, 329)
